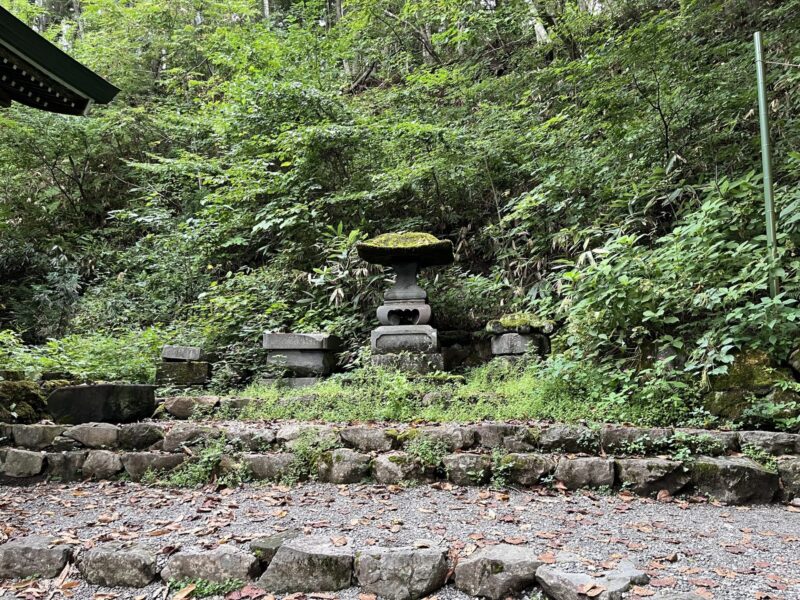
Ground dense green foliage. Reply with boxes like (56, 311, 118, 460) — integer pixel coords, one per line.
(1, 0, 800, 420)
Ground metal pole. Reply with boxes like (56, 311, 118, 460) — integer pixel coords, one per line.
(754, 31, 779, 297)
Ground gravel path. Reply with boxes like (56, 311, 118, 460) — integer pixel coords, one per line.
(1, 481, 799, 600)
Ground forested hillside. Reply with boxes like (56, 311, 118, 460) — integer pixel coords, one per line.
(2, 0, 800, 425)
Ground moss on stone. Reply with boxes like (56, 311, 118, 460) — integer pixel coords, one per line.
(388, 454, 410, 465)
(711, 350, 790, 391)
(356, 232, 454, 266)
(0, 380, 48, 424)
(486, 312, 554, 334)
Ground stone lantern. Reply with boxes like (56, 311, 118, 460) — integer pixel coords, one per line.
(356, 232, 454, 373)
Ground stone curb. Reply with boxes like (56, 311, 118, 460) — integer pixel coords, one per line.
(0, 535, 651, 600)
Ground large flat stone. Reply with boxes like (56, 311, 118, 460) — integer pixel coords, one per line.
(47, 384, 156, 424)
(691, 456, 779, 504)
(454, 544, 542, 600)
(82, 450, 123, 479)
(259, 535, 354, 592)
(63, 423, 119, 448)
(355, 545, 448, 600)
(163, 395, 220, 419)
(119, 423, 164, 450)
(443, 453, 490, 485)
(161, 345, 207, 362)
(162, 423, 218, 453)
(490, 333, 548, 356)
(340, 426, 396, 452)
(11, 424, 65, 450)
(373, 453, 425, 484)
(539, 424, 598, 453)
(738, 431, 800, 455)
(79, 543, 157, 587)
(162, 546, 260, 583)
(536, 560, 649, 600)
(0, 536, 72, 579)
(318, 448, 371, 484)
(263, 332, 341, 351)
(600, 425, 673, 454)
(371, 352, 444, 373)
(418, 425, 477, 450)
(505, 453, 556, 486)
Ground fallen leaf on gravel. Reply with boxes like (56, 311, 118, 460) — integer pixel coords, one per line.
(174, 583, 196, 600)
(577, 583, 605, 597)
(692, 589, 714, 599)
(538, 552, 556, 564)
(358, 595, 376, 600)
(503, 536, 526, 545)
(650, 577, 676, 588)
(631, 587, 655, 597)
(330, 536, 348, 547)
(308, 594, 337, 599)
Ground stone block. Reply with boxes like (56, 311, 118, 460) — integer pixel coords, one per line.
(615, 458, 691, 497)
(161, 345, 207, 362)
(340, 426, 396, 452)
(555, 457, 615, 490)
(162, 547, 261, 584)
(11, 424, 65, 450)
(243, 453, 296, 481)
(318, 448, 371, 484)
(79, 543, 157, 587)
(262, 332, 341, 351)
(505, 453, 556, 486)
(376, 301, 433, 326)
(259, 377, 321, 389)
(155, 362, 211, 386)
(45, 451, 87, 482)
(738, 430, 800, 455)
(600, 425, 673, 454)
(83, 450, 123, 479)
(266, 350, 336, 376)
(250, 531, 300, 568)
(355, 545, 448, 600)
(371, 325, 438, 354)
(0, 536, 72, 579)
(539, 424, 598, 453)
(163, 395, 220, 419)
(47, 384, 156, 424)
(691, 456, 779, 504)
(373, 453, 425, 484)
(778, 457, 800, 499)
(418, 425, 477, 450)
(491, 333, 547, 356)
(454, 544, 542, 600)
(63, 423, 119, 448)
(163, 423, 218, 453)
(443, 453, 490, 485)
(371, 352, 444, 374)
(121, 452, 186, 481)
(2, 448, 44, 477)
(119, 423, 164, 450)
(259, 535, 354, 592)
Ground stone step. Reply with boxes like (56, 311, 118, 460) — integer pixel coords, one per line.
(0, 428, 796, 503)
(0, 534, 654, 600)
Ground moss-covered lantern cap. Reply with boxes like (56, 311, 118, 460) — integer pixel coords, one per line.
(356, 232, 454, 267)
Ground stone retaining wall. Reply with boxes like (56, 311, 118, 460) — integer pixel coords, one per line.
(1, 417, 798, 504)
(0, 534, 655, 600)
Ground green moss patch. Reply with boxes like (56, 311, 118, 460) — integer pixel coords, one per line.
(487, 312, 554, 334)
(356, 232, 454, 266)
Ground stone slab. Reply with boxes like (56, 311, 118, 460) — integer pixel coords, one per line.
(47, 384, 156, 424)
(371, 325, 439, 354)
(262, 332, 341, 351)
(161, 345, 206, 362)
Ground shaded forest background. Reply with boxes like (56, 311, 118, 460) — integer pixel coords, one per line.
(1, 0, 800, 412)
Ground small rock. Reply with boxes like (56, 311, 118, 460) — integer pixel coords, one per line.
(79, 543, 157, 587)
(691, 456, 779, 504)
(82, 450, 123, 479)
(454, 544, 541, 600)
(443, 453, 490, 486)
(250, 531, 300, 568)
(373, 452, 424, 484)
(674, 429, 739, 454)
(230, 428, 276, 452)
(163, 396, 220, 419)
(554, 457, 615, 490)
(318, 448, 371, 484)
(0, 536, 72, 578)
(504, 453, 556, 486)
(162, 546, 261, 583)
(738, 430, 800, 455)
(63, 423, 119, 448)
(355, 545, 448, 600)
(243, 453, 296, 481)
(11, 424, 65, 450)
(2, 448, 44, 477)
(615, 458, 691, 496)
(119, 423, 165, 450)
(259, 535, 353, 592)
(45, 451, 87, 482)
(121, 452, 186, 481)
(340, 426, 395, 452)
(539, 424, 598, 453)
(50, 435, 80, 451)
